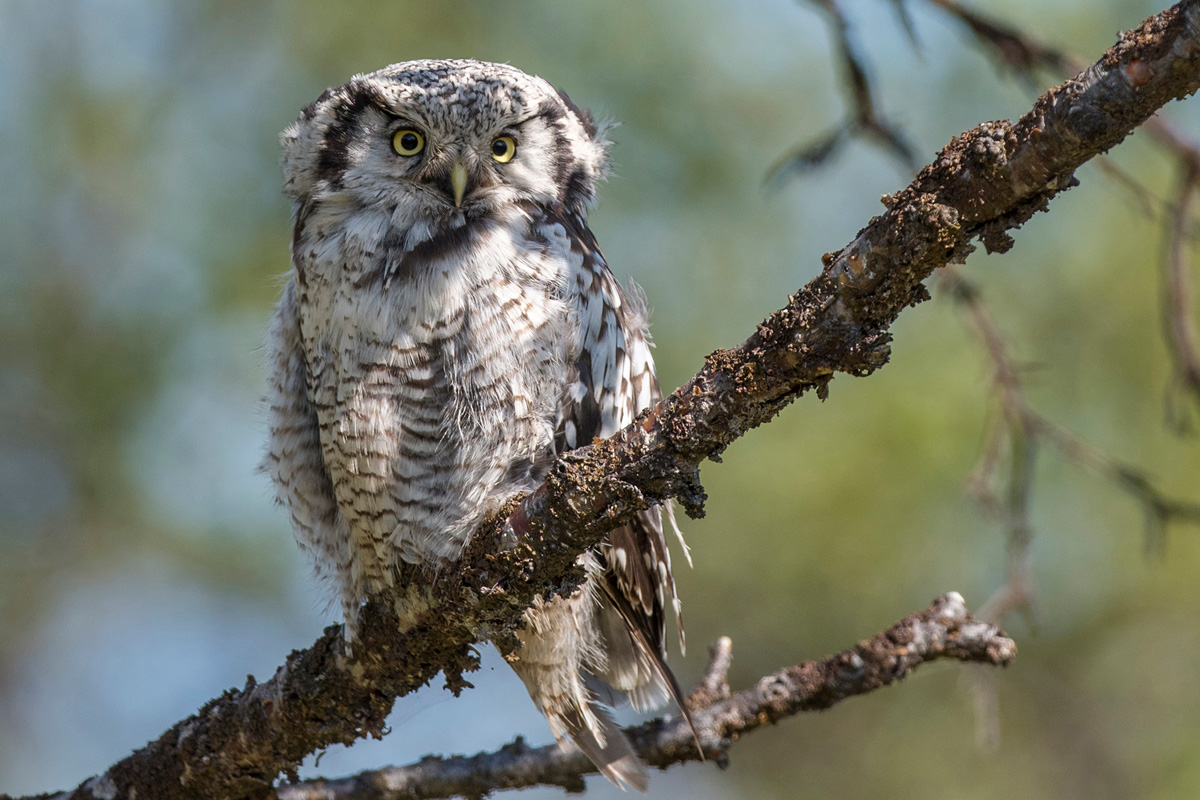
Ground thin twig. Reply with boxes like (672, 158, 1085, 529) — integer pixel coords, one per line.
(945, 269, 1200, 560)
(945, 262, 1200, 744)
(943, 269, 1036, 629)
(768, 0, 918, 182)
(1164, 166, 1200, 429)
(924, 0, 1070, 77)
(685, 636, 734, 712)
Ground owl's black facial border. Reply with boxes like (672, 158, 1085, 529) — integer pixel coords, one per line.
(315, 81, 390, 186)
(553, 89, 597, 138)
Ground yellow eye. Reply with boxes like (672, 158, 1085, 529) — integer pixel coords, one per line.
(490, 136, 517, 163)
(392, 129, 425, 157)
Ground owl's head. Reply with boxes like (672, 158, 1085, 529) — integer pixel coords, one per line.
(282, 60, 610, 226)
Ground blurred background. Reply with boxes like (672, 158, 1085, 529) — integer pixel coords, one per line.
(2, 0, 1199, 797)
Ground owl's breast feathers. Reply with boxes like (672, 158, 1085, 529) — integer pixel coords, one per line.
(290, 195, 686, 650)
(290, 205, 580, 576)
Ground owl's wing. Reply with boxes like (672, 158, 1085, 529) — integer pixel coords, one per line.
(553, 214, 693, 720)
(262, 278, 356, 627)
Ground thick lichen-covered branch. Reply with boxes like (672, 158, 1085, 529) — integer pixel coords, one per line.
(925, 0, 1200, 424)
(11, 4, 1200, 800)
(277, 594, 1015, 800)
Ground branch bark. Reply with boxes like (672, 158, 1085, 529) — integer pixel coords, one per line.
(10, 4, 1200, 800)
(277, 593, 1015, 800)
(924, 0, 1200, 429)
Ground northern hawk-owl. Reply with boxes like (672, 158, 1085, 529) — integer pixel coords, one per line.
(264, 59, 691, 790)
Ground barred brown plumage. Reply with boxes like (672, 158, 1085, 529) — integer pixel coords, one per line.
(263, 59, 693, 791)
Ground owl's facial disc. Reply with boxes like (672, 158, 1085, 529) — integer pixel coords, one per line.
(282, 60, 610, 229)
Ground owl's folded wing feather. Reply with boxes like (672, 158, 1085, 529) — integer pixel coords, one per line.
(262, 278, 358, 630)
(557, 217, 693, 732)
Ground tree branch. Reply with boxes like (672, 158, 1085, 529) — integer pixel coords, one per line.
(1164, 165, 1200, 426)
(924, 0, 1200, 429)
(277, 593, 1015, 800)
(767, 0, 918, 182)
(12, 4, 1200, 800)
(944, 269, 1200, 560)
(942, 259, 1200, 745)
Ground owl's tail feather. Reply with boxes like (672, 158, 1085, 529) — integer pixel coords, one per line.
(597, 593, 704, 760)
(559, 703, 648, 793)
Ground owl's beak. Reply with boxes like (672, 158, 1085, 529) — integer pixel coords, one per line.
(450, 161, 468, 208)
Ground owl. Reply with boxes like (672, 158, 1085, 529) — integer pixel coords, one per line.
(263, 60, 692, 790)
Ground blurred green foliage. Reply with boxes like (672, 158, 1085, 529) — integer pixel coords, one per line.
(2, 0, 1199, 798)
